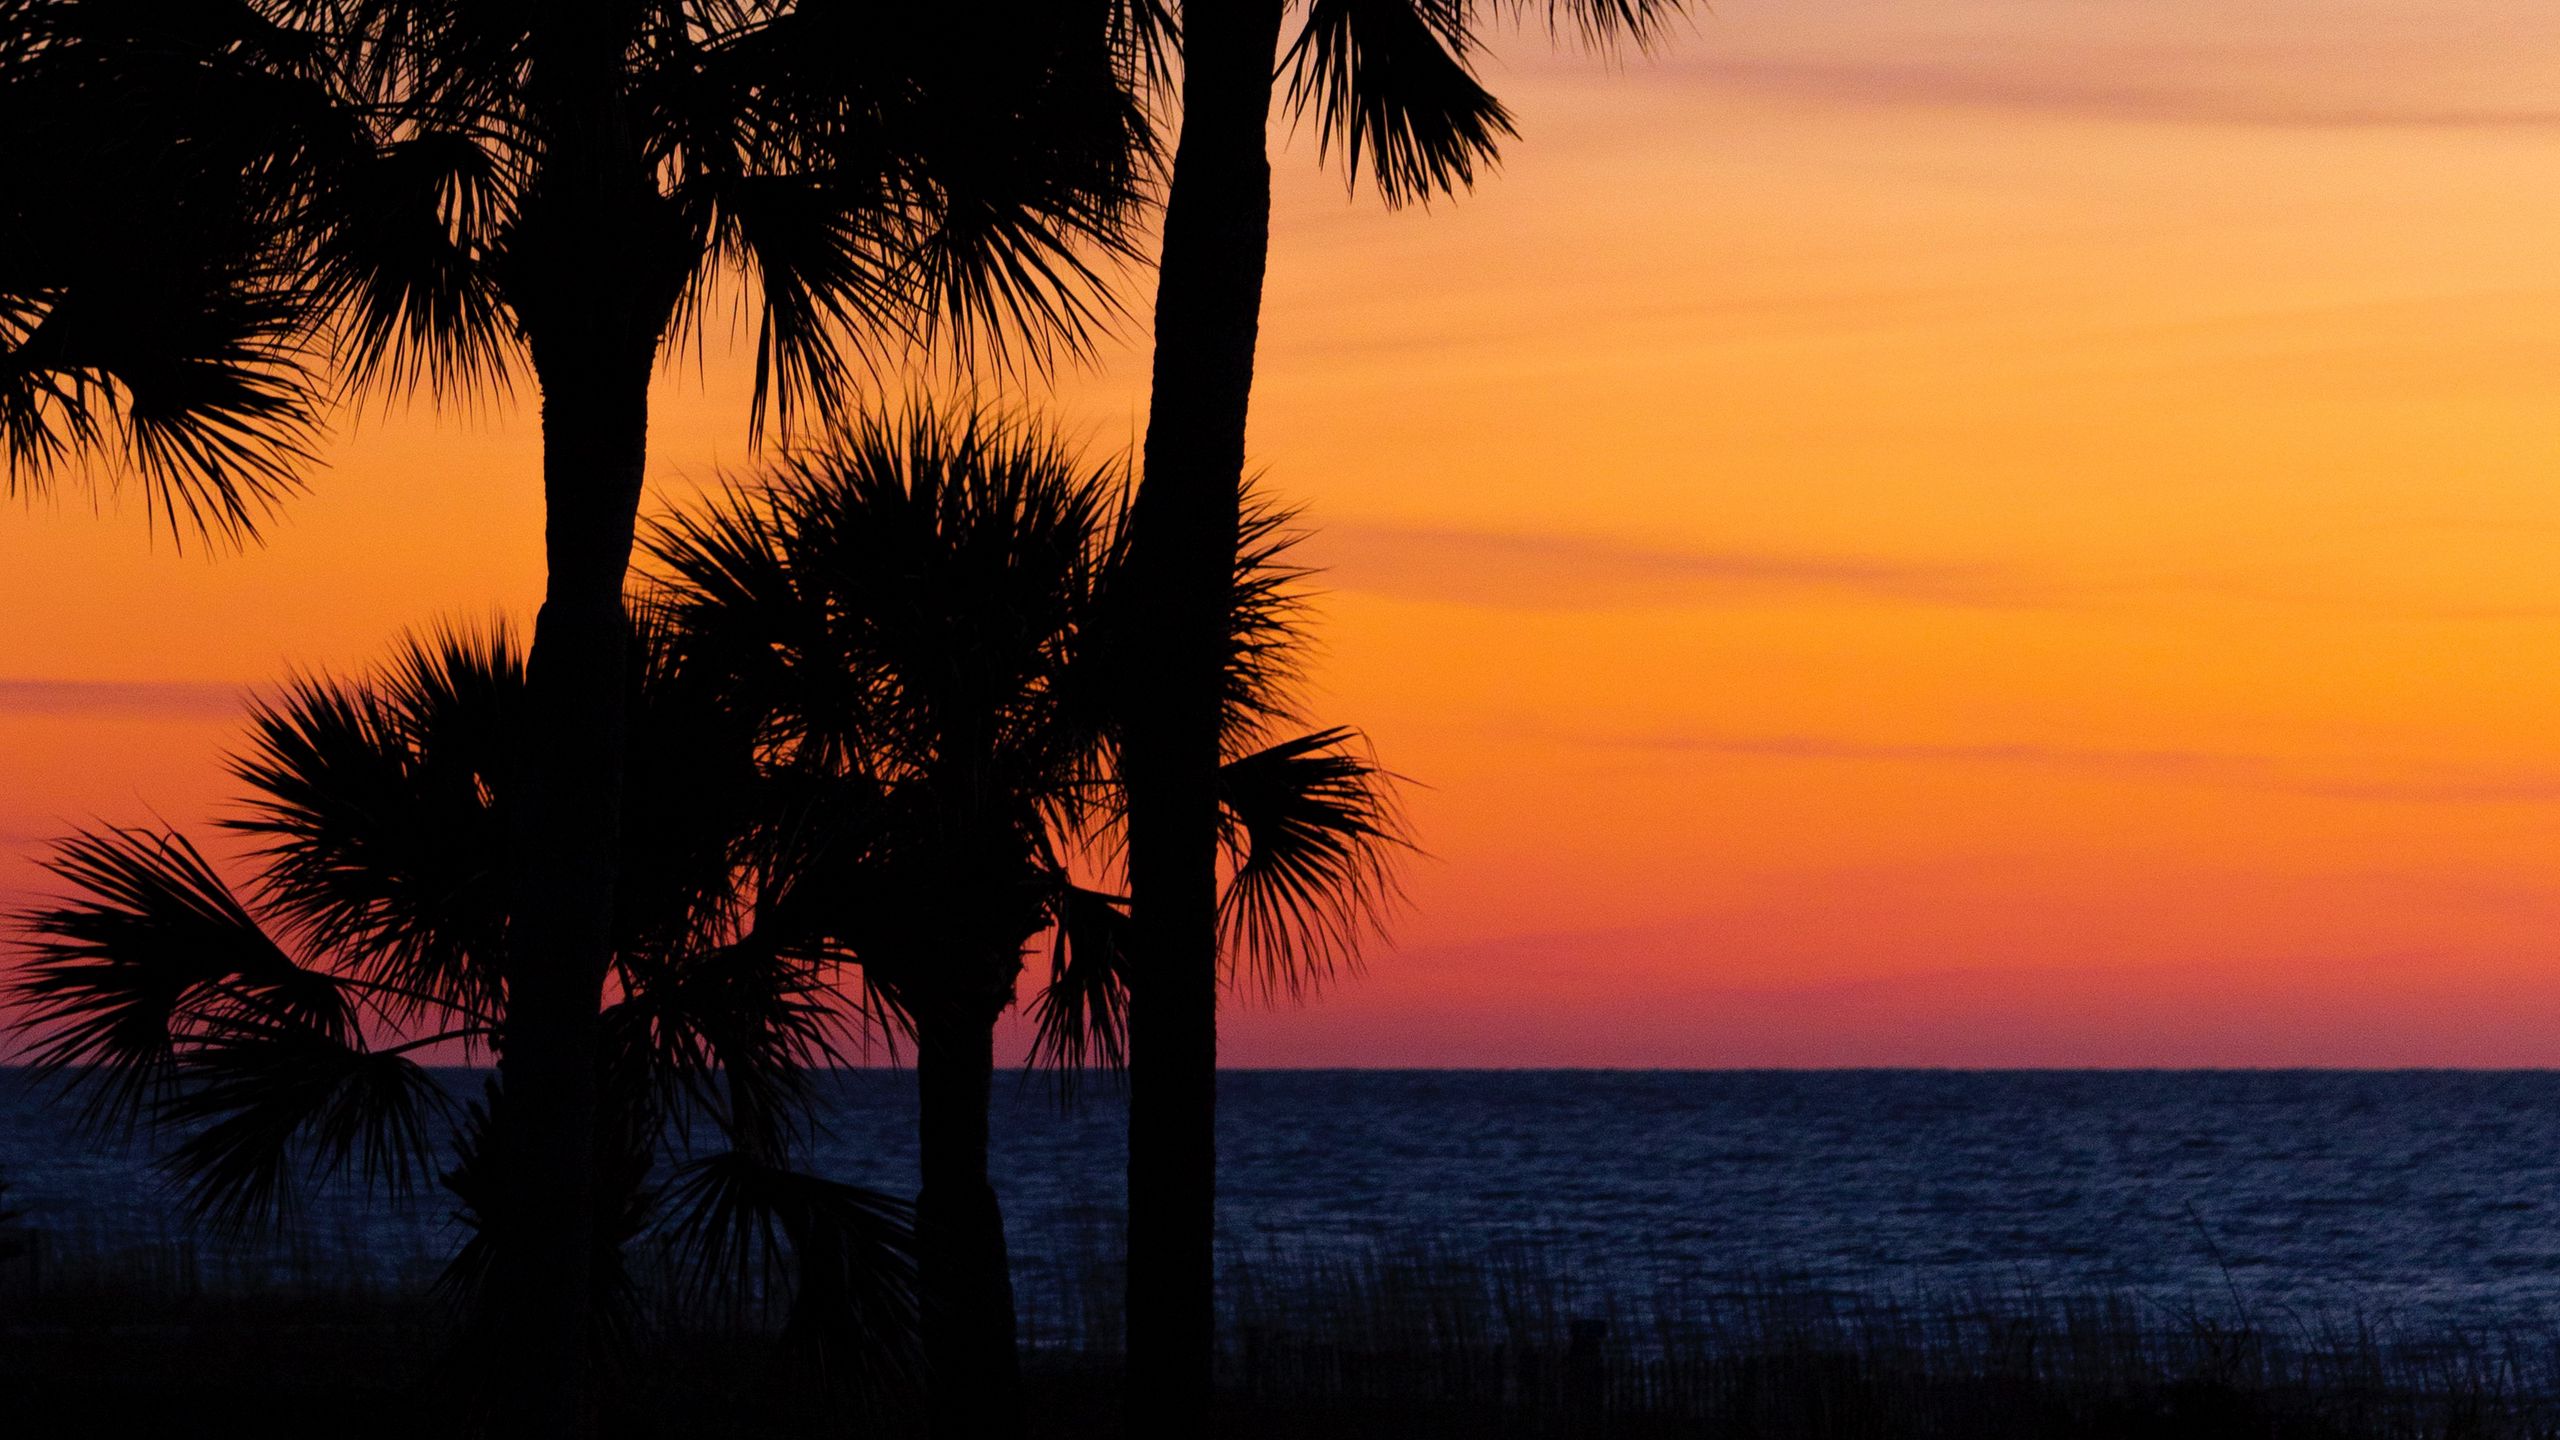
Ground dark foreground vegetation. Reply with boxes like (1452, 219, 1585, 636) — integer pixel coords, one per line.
(7, 1225, 2559, 1440)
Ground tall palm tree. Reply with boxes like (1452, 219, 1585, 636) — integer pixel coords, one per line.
(1111, 1, 1683, 1422)
(9, 622, 920, 1407)
(1, 6, 1146, 1428)
(645, 402, 1404, 1440)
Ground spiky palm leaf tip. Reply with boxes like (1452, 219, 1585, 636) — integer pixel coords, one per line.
(0, 1, 1153, 543)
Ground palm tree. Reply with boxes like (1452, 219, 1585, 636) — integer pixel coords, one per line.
(9, 622, 919, 1410)
(0, 0, 317, 541)
(1, 6, 1146, 1427)
(645, 401, 1404, 1440)
(1106, 2, 1684, 1421)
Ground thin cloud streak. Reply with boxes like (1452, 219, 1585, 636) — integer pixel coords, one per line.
(2287, 777, 2560, 805)
(0, 678, 245, 717)
(1590, 729, 2560, 805)
(1675, 56, 2560, 131)
(1604, 730, 2271, 777)
(1311, 523, 2560, 622)
(1310, 522, 2050, 610)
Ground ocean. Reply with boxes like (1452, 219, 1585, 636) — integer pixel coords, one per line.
(7, 1069, 2560, 1331)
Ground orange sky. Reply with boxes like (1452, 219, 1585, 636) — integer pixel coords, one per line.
(11, 1, 2560, 1065)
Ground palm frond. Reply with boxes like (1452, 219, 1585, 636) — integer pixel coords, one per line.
(1110, 0, 1181, 96)
(679, 170, 904, 439)
(1282, 0, 1517, 208)
(10, 825, 346, 1127)
(1217, 727, 1412, 999)
(0, 281, 320, 547)
(649, 401, 1126, 796)
(657, 3, 1148, 402)
(158, 1010, 456, 1234)
(308, 124, 522, 405)
(1025, 879, 1134, 1091)
(1501, 0, 1685, 54)
(605, 927, 849, 1159)
(224, 626, 519, 1026)
(643, 474, 876, 778)
(896, 7, 1153, 372)
(661, 1149, 920, 1388)
(1222, 486, 1319, 748)
(0, 0, 328, 545)
(617, 604, 774, 962)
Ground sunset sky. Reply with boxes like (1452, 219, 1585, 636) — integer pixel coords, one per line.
(11, 0, 2560, 1065)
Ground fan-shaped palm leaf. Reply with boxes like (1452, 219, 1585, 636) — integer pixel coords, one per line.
(9, 821, 473, 1231)
(308, 124, 521, 404)
(617, 604, 774, 962)
(1025, 879, 1135, 1087)
(661, 1149, 920, 1389)
(12, 615, 884, 1258)
(1505, 0, 1685, 50)
(605, 926, 848, 1158)
(225, 627, 520, 1027)
(12, 826, 348, 1124)
(646, 403, 1129, 803)
(1217, 727, 1411, 999)
(0, 0, 326, 542)
(158, 1009, 455, 1231)
(1220, 491, 1318, 747)
(1, 0, 1150, 538)
(1282, 0, 1516, 207)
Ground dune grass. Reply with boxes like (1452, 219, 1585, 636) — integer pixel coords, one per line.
(5, 1215, 2559, 1439)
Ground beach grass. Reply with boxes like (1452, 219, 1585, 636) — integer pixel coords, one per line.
(7, 1220, 2560, 1439)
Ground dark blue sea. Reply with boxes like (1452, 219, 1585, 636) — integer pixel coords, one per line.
(8, 1070, 2560, 1331)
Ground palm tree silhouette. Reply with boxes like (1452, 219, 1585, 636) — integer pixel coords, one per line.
(1, 7, 1145, 1427)
(1108, 2, 1681, 1420)
(10, 622, 919, 1407)
(645, 402, 1404, 1439)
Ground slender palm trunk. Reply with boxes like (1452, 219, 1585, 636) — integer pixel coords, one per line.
(490, 331, 655, 1439)
(915, 995, 1024, 1438)
(1121, 3, 1286, 1429)
(487, 21, 671, 1435)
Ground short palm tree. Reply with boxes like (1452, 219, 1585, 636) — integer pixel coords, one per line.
(1108, 2, 1684, 1417)
(1, 7, 1146, 1426)
(645, 402, 1405, 1440)
(9, 622, 918, 1401)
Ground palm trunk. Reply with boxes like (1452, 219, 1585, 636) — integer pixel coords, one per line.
(915, 996, 1024, 1438)
(484, 19, 673, 1434)
(489, 335, 654, 1440)
(1121, 2, 1287, 1429)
